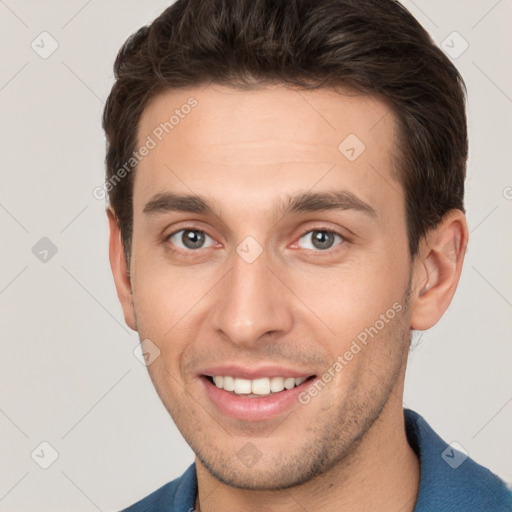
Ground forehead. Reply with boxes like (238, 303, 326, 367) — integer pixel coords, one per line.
(133, 84, 402, 221)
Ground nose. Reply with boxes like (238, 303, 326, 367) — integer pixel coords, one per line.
(210, 246, 294, 347)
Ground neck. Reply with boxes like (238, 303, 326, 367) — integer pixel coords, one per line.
(195, 398, 420, 512)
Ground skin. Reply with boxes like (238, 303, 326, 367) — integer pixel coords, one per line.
(108, 85, 468, 512)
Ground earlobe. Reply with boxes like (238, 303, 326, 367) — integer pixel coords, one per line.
(107, 208, 137, 331)
(410, 210, 468, 331)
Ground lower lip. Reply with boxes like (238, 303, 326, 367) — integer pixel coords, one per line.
(200, 376, 314, 422)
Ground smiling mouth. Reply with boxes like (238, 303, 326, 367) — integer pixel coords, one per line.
(204, 375, 316, 397)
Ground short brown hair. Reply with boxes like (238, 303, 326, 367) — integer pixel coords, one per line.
(102, 0, 467, 261)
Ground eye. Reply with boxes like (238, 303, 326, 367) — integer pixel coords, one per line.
(297, 229, 344, 251)
(167, 229, 216, 251)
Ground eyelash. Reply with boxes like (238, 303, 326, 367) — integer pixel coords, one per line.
(164, 226, 347, 256)
(295, 227, 346, 253)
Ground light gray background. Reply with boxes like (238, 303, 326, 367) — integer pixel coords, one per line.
(0, 1, 511, 510)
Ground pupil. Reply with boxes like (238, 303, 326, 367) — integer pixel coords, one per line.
(183, 230, 204, 249)
(312, 231, 333, 250)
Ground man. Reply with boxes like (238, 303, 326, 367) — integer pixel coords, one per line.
(102, 0, 512, 510)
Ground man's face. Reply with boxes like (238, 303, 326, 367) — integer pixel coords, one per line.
(127, 85, 413, 489)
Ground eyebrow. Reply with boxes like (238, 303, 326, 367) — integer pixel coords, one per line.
(143, 190, 377, 219)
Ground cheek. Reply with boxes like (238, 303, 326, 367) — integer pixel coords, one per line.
(130, 258, 221, 387)
(286, 252, 408, 345)
(131, 252, 213, 336)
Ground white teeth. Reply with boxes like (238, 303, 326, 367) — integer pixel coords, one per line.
(270, 376, 284, 392)
(223, 375, 235, 391)
(252, 378, 271, 395)
(284, 377, 295, 390)
(210, 375, 309, 395)
(233, 378, 252, 394)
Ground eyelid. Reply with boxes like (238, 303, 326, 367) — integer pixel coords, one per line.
(163, 224, 350, 255)
(296, 226, 346, 238)
(163, 221, 217, 241)
(165, 226, 220, 252)
(291, 227, 347, 252)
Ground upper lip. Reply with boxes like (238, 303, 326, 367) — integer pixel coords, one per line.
(198, 364, 315, 380)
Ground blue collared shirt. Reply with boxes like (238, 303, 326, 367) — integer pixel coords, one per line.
(121, 409, 512, 511)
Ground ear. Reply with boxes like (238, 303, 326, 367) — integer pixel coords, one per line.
(107, 208, 137, 331)
(410, 209, 469, 331)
